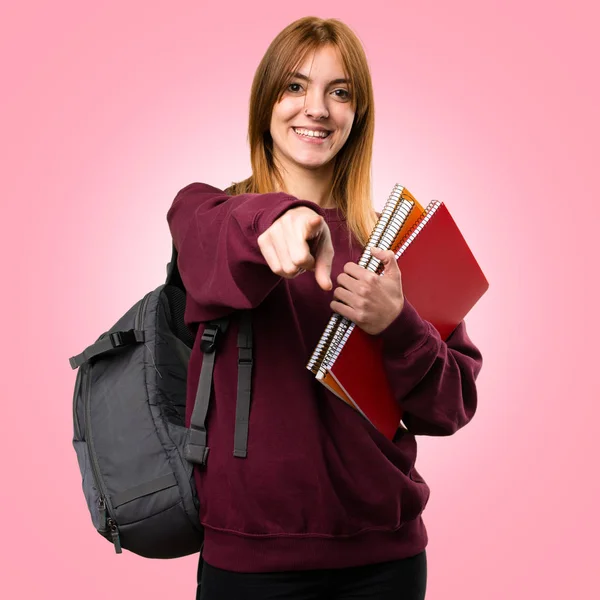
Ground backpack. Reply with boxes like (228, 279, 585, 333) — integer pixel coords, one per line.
(68, 244, 253, 558)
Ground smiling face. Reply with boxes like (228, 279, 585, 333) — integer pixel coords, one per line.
(269, 44, 356, 176)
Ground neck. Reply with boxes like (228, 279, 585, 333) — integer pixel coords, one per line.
(274, 160, 337, 209)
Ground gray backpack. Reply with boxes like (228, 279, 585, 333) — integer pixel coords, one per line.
(69, 245, 253, 558)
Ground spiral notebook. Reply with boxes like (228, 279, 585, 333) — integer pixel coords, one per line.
(307, 185, 489, 439)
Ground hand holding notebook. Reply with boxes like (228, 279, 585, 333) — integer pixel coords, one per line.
(330, 246, 405, 336)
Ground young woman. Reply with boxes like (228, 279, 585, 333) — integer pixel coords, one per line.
(167, 16, 483, 600)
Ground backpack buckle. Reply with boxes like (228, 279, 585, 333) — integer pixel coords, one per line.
(238, 348, 253, 365)
(184, 427, 210, 466)
(109, 330, 137, 348)
(200, 324, 221, 353)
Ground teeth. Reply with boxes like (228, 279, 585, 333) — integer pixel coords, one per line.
(294, 127, 330, 138)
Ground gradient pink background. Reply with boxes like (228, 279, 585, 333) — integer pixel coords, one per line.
(2, 0, 598, 598)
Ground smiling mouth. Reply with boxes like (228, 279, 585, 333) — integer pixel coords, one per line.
(292, 127, 331, 139)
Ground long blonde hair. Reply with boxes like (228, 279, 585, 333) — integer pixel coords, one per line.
(225, 16, 377, 247)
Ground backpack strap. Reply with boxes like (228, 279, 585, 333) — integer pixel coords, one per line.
(233, 311, 253, 458)
(184, 317, 230, 466)
(184, 311, 254, 466)
(69, 329, 145, 369)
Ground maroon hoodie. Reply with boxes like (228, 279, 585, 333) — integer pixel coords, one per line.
(166, 182, 483, 572)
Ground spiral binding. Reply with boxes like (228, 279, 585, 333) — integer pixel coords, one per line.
(317, 200, 442, 377)
(364, 199, 416, 272)
(306, 184, 407, 375)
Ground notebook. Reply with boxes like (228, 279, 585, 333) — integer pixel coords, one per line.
(307, 185, 489, 439)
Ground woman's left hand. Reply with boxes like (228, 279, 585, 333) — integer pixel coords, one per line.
(330, 247, 405, 336)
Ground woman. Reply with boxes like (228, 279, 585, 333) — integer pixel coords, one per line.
(167, 16, 482, 600)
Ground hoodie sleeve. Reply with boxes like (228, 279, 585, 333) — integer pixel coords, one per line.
(166, 182, 325, 323)
(377, 299, 483, 436)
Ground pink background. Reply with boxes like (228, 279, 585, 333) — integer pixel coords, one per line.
(2, 0, 598, 598)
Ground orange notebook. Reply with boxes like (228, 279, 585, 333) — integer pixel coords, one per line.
(307, 188, 489, 439)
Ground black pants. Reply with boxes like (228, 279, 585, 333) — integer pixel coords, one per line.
(196, 551, 427, 600)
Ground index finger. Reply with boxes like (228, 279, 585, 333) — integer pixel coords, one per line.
(313, 228, 334, 291)
(343, 261, 374, 280)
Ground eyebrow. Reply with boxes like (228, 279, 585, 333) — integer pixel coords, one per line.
(290, 72, 350, 86)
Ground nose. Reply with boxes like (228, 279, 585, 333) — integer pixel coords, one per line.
(303, 88, 329, 120)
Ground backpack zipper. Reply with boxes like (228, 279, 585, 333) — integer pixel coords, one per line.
(108, 518, 123, 553)
(72, 369, 83, 440)
(83, 364, 122, 554)
(98, 497, 107, 529)
(135, 292, 151, 331)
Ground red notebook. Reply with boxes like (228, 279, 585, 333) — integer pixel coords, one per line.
(314, 200, 489, 439)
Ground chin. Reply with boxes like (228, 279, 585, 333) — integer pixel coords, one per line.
(291, 151, 333, 170)
(294, 159, 330, 171)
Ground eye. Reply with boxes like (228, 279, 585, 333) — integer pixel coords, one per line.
(333, 88, 351, 101)
(287, 82, 304, 93)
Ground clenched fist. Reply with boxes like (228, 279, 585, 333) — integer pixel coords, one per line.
(257, 206, 334, 291)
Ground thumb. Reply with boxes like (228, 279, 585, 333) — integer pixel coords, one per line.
(370, 246, 398, 275)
